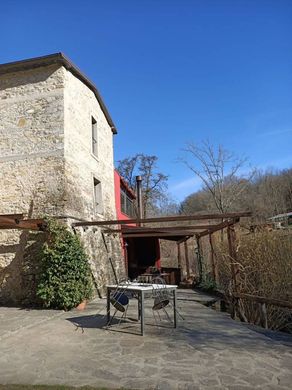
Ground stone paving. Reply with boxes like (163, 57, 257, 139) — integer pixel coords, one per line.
(0, 290, 291, 389)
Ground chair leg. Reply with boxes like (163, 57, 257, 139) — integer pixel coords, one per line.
(117, 307, 128, 326)
(162, 306, 172, 323)
(152, 310, 160, 329)
(168, 302, 185, 320)
(157, 309, 162, 322)
(106, 308, 117, 328)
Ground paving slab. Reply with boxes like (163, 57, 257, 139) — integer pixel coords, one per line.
(0, 290, 291, 389)
(0, 306, 63, 341)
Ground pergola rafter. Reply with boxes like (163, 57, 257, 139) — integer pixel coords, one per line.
(73, 212, 251, 242)
(72, 212, 251, 228)
(0, 214, 45, 231)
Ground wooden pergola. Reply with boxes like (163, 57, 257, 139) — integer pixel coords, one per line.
(2, 211, 291, 325)
(72, 211, 252, 285)
(0, 212, 251, 234)
(72, 212, 251, 241)
(0, 214, 45, 230)
(0, 211, 251, 290)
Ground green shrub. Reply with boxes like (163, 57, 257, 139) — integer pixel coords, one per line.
(198, 273, 217, 291)
(37, 219, 93, 310)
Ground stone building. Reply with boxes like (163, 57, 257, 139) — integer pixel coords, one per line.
(0, 53, 125, 305)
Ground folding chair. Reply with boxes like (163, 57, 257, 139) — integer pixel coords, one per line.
(106, 278, 131, 328)
(152, 276, 184, 323)
(151, 276, 172, 324)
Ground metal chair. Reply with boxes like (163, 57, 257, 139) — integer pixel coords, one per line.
(97, 278, 131, 328)
(152, 276, 185, 323)
(151, 276, 172, 324)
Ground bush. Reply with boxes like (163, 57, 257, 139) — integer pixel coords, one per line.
(37, 219, 93, 310)
(215, 230, 292, 331)
(198, 273, 217, 291)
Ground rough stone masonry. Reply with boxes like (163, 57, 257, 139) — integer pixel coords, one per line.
(0, 53, 125, 305)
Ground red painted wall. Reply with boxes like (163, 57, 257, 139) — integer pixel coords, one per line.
(114, 169, 161, 273)
(114, 170, 130, 221)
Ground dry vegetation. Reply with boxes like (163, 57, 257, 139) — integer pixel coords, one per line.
(214, 229, 292, 332)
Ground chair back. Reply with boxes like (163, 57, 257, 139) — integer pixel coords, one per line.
(151, 276, 170, 311)
(109, 278, 130, 313)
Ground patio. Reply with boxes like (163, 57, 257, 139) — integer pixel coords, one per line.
(0, 290, 291, 389)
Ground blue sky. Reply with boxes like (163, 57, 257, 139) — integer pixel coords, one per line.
(1, 0, 292, 201)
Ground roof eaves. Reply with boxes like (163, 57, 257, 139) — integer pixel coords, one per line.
(119, 176, 136, 199)
(0, 52, 117, 134)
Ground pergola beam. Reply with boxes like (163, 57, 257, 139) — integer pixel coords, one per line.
(121, 232, 194, 239)
(0, 213, 24, 220)
(197, 218, 240, 238)
(102, 224, 220, 234)
(177, 236, 192, 244)
(72, 212, 251, 227)
(0, 218, 45, 231)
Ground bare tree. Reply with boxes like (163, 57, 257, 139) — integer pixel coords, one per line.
(243, 168, 292, 219)
(117, 154, 168, 218)
(116, 154, 140, 189)
(180, 140, 254, 214)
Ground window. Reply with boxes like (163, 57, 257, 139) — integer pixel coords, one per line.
(93, 178, 103, 214)
(120, 188, 135, 217)
(92, 116, 98, 157)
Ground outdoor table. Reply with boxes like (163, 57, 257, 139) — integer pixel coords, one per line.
(106, 283, 178, 335)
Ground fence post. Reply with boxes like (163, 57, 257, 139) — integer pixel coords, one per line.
(196, 236, 203, 284)
(227, 225, 239, 292)
(209, 232, 219, 285)
(227, 224, 240, 319)
(259, 302, 268, 329)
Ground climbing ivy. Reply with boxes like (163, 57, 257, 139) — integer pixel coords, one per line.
(37, 219, 93, 310)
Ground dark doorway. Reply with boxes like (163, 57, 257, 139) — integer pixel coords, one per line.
(126, 237, 160, 280)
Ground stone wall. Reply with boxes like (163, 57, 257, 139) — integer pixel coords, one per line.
(0, 63, 124, 305)
(0, 65, 66, 305)
(63, 69, 116, 220)
(0, 229, 46, 305)
(0, 64, 66, 217)
(63, 69, 125, 292)
(75, 227, 124, 297)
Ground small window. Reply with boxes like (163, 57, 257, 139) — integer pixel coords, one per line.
(93, 178, 103, 214)
(92, 117, 98, 157)
(120, 188, 135, 217)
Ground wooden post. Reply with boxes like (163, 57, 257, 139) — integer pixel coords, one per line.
(184, 241, 190, 278)
(227, 225, 239, 292)
(123, 240, 129, 277)
(259, 302, 268, 329)
(227, 224, 241, 320)
(209, 233, 219, 284)
(177, 242, 182, 283)
(230, 298, 236, 320)
(177, 242, 181, 268)
(196, 236, 203, 284)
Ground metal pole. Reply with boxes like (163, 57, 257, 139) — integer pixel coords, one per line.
(136, 175, 143, 225)
(173, 289, 177, 328)
(106, 287, 111, 324)
(140, 290, 145, 336)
